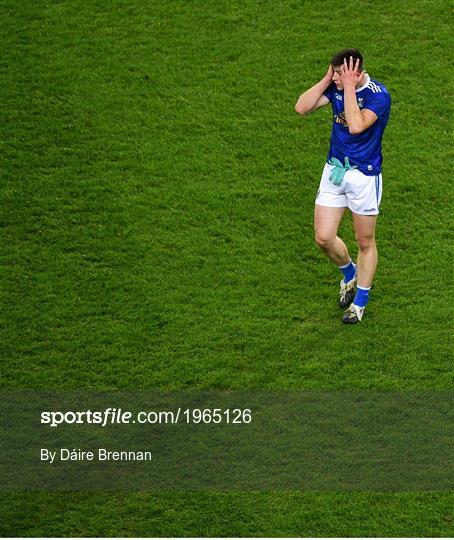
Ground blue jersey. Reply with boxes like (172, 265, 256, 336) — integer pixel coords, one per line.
(323, 76, 391, 175)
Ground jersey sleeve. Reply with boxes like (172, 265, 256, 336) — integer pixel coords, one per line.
(323, 83, 335, 103)
(363, 91, 391, 119)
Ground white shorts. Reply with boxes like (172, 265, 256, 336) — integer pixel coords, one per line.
(315, 163, 383, 215)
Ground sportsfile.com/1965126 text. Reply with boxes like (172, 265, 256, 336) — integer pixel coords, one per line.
(40, 408, 252, 427)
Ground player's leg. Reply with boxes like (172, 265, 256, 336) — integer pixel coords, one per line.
(314, 204, 349, 265)
(314, 163, 357, 308)
(352, 213, 377, 288)
(342, 170, 382, 323)
(342, 213, 377, 323)
(314, 204, 358, 308)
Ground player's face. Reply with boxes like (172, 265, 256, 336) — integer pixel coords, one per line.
(332, 66, 343, 90)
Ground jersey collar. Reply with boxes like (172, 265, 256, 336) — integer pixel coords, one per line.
(356, 74, 370, 93)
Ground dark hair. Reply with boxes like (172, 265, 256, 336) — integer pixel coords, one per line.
(331, 48, 364, 70)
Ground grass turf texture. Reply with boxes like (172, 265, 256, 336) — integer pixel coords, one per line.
(1, 0, 453, 536)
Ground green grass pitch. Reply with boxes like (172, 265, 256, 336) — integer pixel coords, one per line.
(1, 0, 453, 536)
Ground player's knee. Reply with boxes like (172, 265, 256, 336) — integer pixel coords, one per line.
(356, 234, 375, 252)
(315, 232, 334, 251)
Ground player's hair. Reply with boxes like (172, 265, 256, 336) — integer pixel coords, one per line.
(331, 48, 364, 70)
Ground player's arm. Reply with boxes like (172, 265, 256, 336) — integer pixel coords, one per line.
(294, 65, 333, 116)
(341, 57, 378, 134)
(344, 91, 378, 134)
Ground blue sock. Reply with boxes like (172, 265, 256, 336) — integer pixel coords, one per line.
(339, 259, 356, 283)
(354, 286, 371, 308)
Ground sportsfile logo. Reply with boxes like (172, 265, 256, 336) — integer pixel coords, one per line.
(41, 408, 134, 427)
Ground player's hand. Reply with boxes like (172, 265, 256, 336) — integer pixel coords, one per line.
(340, 57, 364, 88)
(325, 64, 334, 81)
